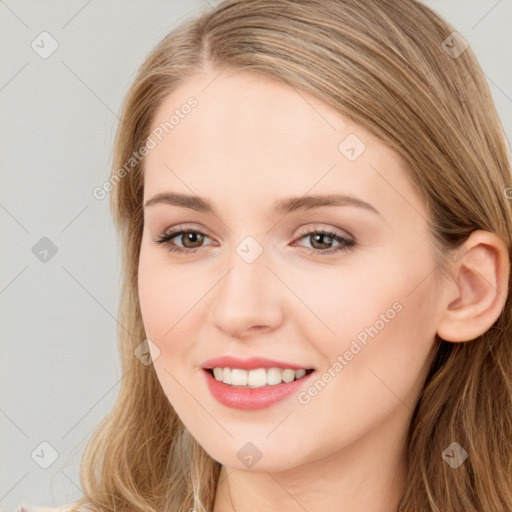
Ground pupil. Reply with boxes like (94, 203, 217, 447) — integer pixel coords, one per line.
(313, 233, 331, 249)
(184, 232, 203, 247)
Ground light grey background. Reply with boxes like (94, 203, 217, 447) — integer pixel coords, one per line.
(1, 1, 511, 511)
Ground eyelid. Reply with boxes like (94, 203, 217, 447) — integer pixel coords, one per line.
(294, 223, 354, 240)
(156, 223, 212, 239)
(153, 223, 214, 246)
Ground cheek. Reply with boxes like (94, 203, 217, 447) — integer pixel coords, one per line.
(137, 260, 169, 340)
(283, 264, 407, 348)
(293, 272, 438, 451)
(295, 246, 439, 383)
(137, 256, 199, 409)
(313, 260, 439, 410)
(138, 247, 203, 341)
(137, 249, 216, 400)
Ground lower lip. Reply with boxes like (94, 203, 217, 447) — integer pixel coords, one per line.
(203, 369, 314, 410)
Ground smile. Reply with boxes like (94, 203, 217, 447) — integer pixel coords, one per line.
(203, 367, 315, 410)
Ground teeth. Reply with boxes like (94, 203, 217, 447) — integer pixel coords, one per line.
(210, 367, 310, 388)
(281, 369, 295, 383)
(295, 369, 306, 379)
(231, 368, 248, 386)
(247, 368, 266, 387)
(267, 367, 282, 385)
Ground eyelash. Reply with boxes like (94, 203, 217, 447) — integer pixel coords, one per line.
(153, 225, 356, 257)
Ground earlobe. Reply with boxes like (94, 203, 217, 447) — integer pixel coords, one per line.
(436, 230, 510, 343)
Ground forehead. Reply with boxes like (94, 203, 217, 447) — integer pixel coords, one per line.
(143, 70, 423, 219)
(148, 69, 366, 162)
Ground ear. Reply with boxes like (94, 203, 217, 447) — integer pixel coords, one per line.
(436, 230, 510, 342)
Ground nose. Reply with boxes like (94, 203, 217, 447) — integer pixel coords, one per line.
(210, 241, 285, 339)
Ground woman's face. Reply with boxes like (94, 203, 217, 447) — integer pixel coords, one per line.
(138, 69, 443, 472)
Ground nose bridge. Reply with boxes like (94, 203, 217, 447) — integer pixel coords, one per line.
(210, 233, 283, 335)
(219, 233, 271, 304)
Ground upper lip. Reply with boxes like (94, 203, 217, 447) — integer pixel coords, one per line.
(201, 356, 313, 371)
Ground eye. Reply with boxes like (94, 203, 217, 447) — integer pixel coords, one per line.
(153, 226, 214, 254)
(292, 226, 356, 256)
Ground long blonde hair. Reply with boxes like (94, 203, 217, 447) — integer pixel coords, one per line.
(75, 1, 512, 511)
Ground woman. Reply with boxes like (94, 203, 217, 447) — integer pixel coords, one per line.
(19, 0, 512, 511)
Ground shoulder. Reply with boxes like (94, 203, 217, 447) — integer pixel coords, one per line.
(16, 503, 89, 512)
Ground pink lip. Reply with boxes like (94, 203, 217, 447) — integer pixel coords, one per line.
(203, 368, 315, 410)
(201, 356, 312, 371)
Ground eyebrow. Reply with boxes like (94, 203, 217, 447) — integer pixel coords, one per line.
(143, 192, 380, 216)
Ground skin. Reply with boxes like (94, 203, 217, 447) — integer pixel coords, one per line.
(137, 67, 509, 512)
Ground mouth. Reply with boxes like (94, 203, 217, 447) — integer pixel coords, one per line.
(204, 367, 315, 389)
(202, 366, 316, 410)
